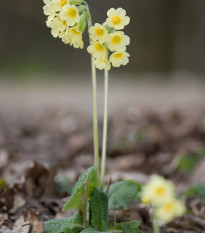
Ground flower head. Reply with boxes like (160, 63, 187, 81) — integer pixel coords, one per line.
(59, 4, 80, 27)
(156, 199, 186, 223)
(106, 8, 130, 30)
(89, 23, 108, 43)
(109, 51, 130, 67)
(87, 42, 107, 59)
(94, 59, 111, 71)
(108, 31, 130, 52)
(141, 175, 175, 206)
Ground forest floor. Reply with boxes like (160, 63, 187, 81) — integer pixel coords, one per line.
(0, 75, 205, 233)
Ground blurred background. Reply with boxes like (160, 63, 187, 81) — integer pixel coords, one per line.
(0, 0, 205, 78)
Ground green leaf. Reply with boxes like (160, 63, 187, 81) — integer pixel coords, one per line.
(117, 220, 143, 233)
(44, 211, 83, 233)
(63, 166, 99, 211)
(185, 184, 205, 201)
(178, 155, 199, 173)
(0, 178, 7, 189)
(80, 228, 109, 233)
(89, 187, 108, 231)
(64, 228, 78, 233)
(108, 180, 139, 210)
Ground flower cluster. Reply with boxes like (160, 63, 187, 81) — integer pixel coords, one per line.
(141, 175, 185, 224)
(87, 8, 130, 70)
(43, 0, 86, 49)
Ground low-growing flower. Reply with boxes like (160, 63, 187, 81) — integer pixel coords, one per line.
(109, 51, 130, 67)
(94, 59, 111, 71)
(155, 199, 185, 223)
(89, 23, 108, 43)
(87, 42, 107, 59)
(59, 4, 80, 27)
(141, 175, 174, 206)
(108, 31, 130, 52)
(106, 8, 130, 30)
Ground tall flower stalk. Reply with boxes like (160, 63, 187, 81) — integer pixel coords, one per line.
(85, 2, 100, 174)
(100, 69, 109, 188)
(43, 0, 130, 189)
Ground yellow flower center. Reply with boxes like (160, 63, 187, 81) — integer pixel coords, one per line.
(61, 0, 67, 6)
(95, 28, 104, 36)
(114, 53, 123, 59)
(71, 29, 80, 35)
(112, 16, 122, 25)
(164, 202, 175, 212)
(94, 43, 104, 52)
(155, 187, 165, 196)
(112, 35, 122, 44)
(68, 8, 77, 18)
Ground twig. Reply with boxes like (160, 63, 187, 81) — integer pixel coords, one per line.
(106, 176, 112, 194)
(113, 195, 116, 233)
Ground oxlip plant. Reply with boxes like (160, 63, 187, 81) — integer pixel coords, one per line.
(42, 1, 185, 233)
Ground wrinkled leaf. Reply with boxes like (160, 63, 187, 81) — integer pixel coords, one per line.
(117, 220, 143, 233)
(89, 187, 108, 231)
(80, 228, 109, 233)
(108, 180, 139, 210)
(44, 211, 82, 233)
(63, 166, 98, 211)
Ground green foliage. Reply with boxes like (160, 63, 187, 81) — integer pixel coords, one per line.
(0, 178, 7, 189)
(63, 166, 99, 211)
(178, 155, 199, 173)
(116, 220, 143, 233)
(80, 229, 109, 233)
(177, 148, 205, 173)
(44, 211, 83, 233)
(185, 184, 205, 202)
(108, 180, 139, 210)
(59, 177, 73, 196)
(89, 187, 108, 231)
(134, 127, 148, 142)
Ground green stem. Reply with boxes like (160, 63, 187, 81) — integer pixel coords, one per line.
(100, 69, 109, 189)
(86, 2, 99, 174)
(153, 217, 160, 233)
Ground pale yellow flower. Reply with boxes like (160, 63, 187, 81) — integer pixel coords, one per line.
(67, 26, 84, 49)
(89, 23, 108, 43)
(46, 17, 67, 38)
(156, 199, 185, 223)
(87, 42, 107, 60)
(43, 2, 56, 17)
(59, 31, 71, 44)
(141, 175, 175, 206)
(94, 59, 111, 71)
(109, 51, 130, 67)
(59, 5, 80, 27)
(52, 0, 68, 11)
(106, 8, 130, 30)
(107, 31, 130, 52)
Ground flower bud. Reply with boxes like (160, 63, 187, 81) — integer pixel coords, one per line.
(79, 13, 87, 33)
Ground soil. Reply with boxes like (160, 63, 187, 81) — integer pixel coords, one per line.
(0, 77, 205, 233)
